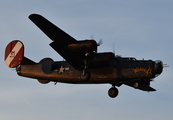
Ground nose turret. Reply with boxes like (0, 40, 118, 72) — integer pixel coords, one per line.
(154, 60, 163, 77)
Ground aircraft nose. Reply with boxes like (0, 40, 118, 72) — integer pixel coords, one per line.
(154, 60, 163, 77)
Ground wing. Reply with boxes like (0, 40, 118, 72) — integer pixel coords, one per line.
(29, 14, 84, 69)
(124, 79, 156, 92)
(29, 14, 76, 44)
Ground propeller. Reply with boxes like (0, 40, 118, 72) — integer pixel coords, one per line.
(90, 33, 94, 40)
(95, 38, 103, 53)
(97, 38, 103, 46)
(89, 34, 103, 53)
(112, 43, 115, 55)
(112, 44, 122, 58)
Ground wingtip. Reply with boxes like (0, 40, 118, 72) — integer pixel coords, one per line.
(29, 14, 43, 20)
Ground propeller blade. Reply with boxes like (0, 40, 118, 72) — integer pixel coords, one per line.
(97, 38, 103, 46)
(90, 33, 94, 40)
(112, 43, 115, 55)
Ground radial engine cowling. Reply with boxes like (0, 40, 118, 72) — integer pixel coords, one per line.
(68, 40, 97, 53)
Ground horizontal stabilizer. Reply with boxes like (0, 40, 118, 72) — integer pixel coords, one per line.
(21, 57, 36, 65)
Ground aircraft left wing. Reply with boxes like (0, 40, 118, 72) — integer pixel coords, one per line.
(29, 14, 84, 69)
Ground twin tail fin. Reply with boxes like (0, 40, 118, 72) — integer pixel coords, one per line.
(4, 40, 35, 68)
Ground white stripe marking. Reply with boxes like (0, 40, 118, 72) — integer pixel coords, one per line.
(5, 42, 23, 67)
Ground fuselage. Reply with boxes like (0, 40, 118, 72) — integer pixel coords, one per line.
(16, 57, 163, 85)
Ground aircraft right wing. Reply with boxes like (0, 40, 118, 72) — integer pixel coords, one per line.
(124, 79, 156, 92)
(29, 14, 84, 69)
(29, 14, 77, 45)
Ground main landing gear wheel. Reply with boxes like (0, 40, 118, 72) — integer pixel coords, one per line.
(108, 86, 119, 98)
(81, 71, 90, 81)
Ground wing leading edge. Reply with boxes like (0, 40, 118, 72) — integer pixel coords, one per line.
(29, 14, 84, 69)
(29, 14, 77, 45)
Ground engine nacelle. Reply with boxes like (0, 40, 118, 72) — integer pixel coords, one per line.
(68, 40, 97, 53)
(89, 52, 115, 67)
(91, 52, 114, 62)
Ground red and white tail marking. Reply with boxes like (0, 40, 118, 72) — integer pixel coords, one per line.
(5, 40, 24, 68)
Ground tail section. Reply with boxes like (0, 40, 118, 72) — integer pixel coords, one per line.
(5, 40, 24, 68)
(21, 57, 36, 65)
(5, 40, 36, 68)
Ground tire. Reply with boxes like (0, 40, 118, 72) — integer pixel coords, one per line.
(81, 71, 90, 81)
(108, 87, 119, 98)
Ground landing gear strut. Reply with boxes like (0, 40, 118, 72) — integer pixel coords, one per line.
(81, 59, 90, 81)
(82, 59, 88, 76)
(108, 86, 119, 98)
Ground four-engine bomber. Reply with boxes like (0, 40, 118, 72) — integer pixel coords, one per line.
(4, 14, 164, 98)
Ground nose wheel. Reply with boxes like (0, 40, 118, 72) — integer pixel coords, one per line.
(108, 86, 119, 98)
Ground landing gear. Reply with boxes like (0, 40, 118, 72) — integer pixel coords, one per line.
(108, 86, 119, 98)
(81, 71, 90, 81)
(80, 58, 90, 81)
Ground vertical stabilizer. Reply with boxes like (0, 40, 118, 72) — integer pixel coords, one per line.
(5, 40, 24, 68)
